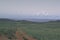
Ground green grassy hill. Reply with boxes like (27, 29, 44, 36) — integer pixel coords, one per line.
(0, 19, 60, 40)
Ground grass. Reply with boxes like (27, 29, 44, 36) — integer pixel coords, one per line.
(0, 21, 60, 40)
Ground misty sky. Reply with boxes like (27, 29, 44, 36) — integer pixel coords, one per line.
(0, 0, 60, 19)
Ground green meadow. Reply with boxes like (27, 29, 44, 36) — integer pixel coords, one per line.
(0, 20, 60, 40)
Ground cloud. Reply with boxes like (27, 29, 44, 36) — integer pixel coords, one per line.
(0, 0, 60, 19)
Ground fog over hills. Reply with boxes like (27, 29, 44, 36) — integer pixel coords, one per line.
(0, 18, 58, 22)
(24, 19, 57, 22)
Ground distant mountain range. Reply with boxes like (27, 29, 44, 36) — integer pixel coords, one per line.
(0, 18, 60, 22)
(23, 18, 58, 22)
(0, 18, 15, 22)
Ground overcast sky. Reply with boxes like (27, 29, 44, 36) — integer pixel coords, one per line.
(0, 0, 60, 19)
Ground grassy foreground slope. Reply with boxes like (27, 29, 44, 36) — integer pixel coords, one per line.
(0, 19, 60, 40)
(17, 21, 60, 40)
